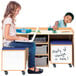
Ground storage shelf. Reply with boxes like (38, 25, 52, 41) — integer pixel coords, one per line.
(35, 54, 48, 56)
(35, 42, 48, 44)
(36, 65, 49, 67)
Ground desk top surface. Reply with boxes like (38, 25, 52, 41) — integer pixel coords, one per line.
(16, 27, 74, 35)
(16, 30, 73, 35)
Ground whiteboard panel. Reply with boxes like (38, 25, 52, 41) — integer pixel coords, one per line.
(51, 45, 72, 63)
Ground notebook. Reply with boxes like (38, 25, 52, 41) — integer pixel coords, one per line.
(15, 27, 39, 42)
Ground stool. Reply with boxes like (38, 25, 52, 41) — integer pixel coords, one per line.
(1, 47, 26, 75)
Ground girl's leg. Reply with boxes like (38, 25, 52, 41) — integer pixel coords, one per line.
(9, 41, 36, 68)
(28, 42, 36, 68)
(9, 41, 43, 73)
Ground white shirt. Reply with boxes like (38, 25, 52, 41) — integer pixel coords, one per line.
(2, 17, 16, 47)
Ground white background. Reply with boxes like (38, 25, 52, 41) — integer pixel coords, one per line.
(0, 0, 76, 76)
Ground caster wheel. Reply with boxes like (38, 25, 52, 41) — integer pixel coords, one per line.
(69, 64, 72, 67)
(53, 64, 56, 68)
(4, 71, 8, 75)
(22, 71, 25, 75)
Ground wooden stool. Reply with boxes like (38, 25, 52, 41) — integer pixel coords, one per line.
(1, 47, 26, 75)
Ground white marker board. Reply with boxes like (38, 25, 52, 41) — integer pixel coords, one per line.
(51, 45, 72, 63)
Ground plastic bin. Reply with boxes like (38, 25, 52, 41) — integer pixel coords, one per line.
(35, 56, 48, 66)
(35, 37, 47, 42)
(36, 45, 47, 54)
(16, 28, 32, 33)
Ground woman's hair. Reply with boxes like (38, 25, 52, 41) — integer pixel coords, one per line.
(2, 1, 21, 23)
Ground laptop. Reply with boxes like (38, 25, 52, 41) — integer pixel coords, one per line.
(15, 27, 39, 42)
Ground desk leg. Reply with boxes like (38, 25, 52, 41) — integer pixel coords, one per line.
(72, 35, 74, 66)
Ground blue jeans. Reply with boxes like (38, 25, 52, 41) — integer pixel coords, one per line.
(9, 41, 36, 68)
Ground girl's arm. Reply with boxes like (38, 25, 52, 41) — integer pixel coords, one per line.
(4, 24, 28, 41)
(53, 21, 59, 30)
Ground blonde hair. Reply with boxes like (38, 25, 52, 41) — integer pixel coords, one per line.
(2, 1, 21, 23)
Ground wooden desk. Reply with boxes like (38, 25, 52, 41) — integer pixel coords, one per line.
(16, 27, 74, 67)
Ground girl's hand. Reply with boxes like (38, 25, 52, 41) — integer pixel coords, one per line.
(53, 21, 58, 31)
(17, 37, 29, 41)
(24, 37, 29, 41)
(53, 25, 58, 31)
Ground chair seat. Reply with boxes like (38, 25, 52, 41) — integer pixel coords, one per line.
(2, 47, 26, 50)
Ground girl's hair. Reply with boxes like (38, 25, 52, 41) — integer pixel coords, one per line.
(2, 1, 21, 23)
(65, 12, 74, 20)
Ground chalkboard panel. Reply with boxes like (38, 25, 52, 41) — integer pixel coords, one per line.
(51, 45, 72, 63)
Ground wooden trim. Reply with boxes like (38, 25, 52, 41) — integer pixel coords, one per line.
(1, 50, 3, 71)
(16, 27, 48, 30)
(35, 42, 48, 44)
(58, 27, 73, 30)
(1, 70, 26, 71)
(51, 44, 72, 46)
(2, 50, 26, 51)
(72, 35, 74, 66)
(25, 50, 26, 69)
(50, 40, 51, 61)
(35, 54, 48, 56)
(16, 27, 73, 30)
(48, 35, 50, 66)
(58, 28, 74, 34)
(16, 27, 74, 33)
(51, 62, 72, 64)
(36, 65, 48, 67)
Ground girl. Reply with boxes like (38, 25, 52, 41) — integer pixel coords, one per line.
(2, 1, 43, 74)
(52, 12, 74, 30)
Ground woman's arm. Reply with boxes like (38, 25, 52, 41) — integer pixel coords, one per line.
(4, 24, 28, 41)
(53, 21, 59, 30)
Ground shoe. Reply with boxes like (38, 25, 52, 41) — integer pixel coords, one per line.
(28, 67, 43, 74)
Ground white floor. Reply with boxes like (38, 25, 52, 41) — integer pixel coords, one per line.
(0, 62, 76, 76)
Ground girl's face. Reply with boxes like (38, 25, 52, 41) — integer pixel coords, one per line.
(64, 15, 72, 24)
(14, 7, 21, 17)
